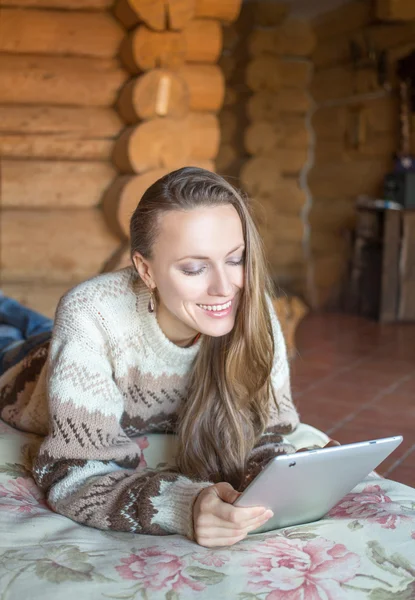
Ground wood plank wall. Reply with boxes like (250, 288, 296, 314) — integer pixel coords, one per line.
(308, 0, 415, 308)
(0, 0, 127, 316)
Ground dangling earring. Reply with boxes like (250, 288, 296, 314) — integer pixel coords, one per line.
(148, 288, 155, 313)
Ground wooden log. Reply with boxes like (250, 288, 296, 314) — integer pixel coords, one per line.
(311, 65, 380, 104)
(0, 134, 113, 161)
(186, 113, 220, 160)
(119, 29, 184, 73)
(177, 64, 225, 112)
(273, 148, 308, 174)
(1, 0, 112, 8)
(241, 157, 281, 196)
(246, 56, 281, 92)
(167, 0, 196, 30)
(245, 118, 309, 155)
(314, 135, 397, 165)
(0, 8, 124, 58)
(253, 181, 307, 219)
(117, 70, 189, 123)
(103, 170, 169, 239)
(183, 18, 222, 63)
(114, 0, 241, 30)
(2, 210, 119, 283)
(253, 0, 288, 26)
(113, 0, 165, 30)
(0, 106, 123, 137)
(245, 121, 280, 155)
(309, 231, 350, 256)
(119, 20, 222, 73)
(313, 1, 372, 41)
(112, 119, 189, 173)
(112, 114, 220, 173)
(264, 243, 305, 267)
(0, 282, 78, 320)
(247, 90, 311, 120)
(241, 153, 307, 196)
(308, 198, 356, 231)
(279, 61, 311, 88)
(2, 160, 116, 208)
(249, 20, 316, 58)
(308, 159, 392, 199)
(195, 0, 242, 22)
(246, 57, 310, 92)
(376, 0, 415, 21)
(0, 56, 126, 106)
(258, 214, 304, 245)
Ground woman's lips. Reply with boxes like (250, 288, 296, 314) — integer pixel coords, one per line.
(197, 299, 234, 318)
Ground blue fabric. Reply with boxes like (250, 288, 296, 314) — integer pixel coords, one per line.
(0, 294, 54, 376)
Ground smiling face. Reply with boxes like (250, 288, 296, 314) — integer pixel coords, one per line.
(133, 204, 245, 346)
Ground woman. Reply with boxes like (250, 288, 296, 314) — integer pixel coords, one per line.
(0, 167, 314, 547)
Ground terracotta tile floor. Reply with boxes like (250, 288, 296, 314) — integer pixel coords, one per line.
(291, 313, 415, 488)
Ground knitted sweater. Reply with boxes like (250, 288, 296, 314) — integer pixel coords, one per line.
(0, 267, 300, 538)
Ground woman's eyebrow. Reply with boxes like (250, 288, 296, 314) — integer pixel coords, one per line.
(176, 244, 245, 261)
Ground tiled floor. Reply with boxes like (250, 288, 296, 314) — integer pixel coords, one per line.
(291, 313, 415, 488)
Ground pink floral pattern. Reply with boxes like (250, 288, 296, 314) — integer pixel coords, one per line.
(193, 552, 229, 568)
(328, 484, 412, 529)
(0, 477, 47, 513)
(115, 547, 204, 593)
(244, 536, 360, 600)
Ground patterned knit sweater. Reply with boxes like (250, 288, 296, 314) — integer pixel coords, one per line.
(0, 267, 299, 538)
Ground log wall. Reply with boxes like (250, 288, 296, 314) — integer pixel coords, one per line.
(307, 0, 415, 308)
(106, 0, 242, 262)
(239, 2, 315, 297)
(0, 2, 127, 316)
(1, 0, 242, 316)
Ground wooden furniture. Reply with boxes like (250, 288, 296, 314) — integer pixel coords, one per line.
(345, 207, 415, 322)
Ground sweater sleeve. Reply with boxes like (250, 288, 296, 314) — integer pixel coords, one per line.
(243, 297, 300, 487)
(32, 296, 211, 537)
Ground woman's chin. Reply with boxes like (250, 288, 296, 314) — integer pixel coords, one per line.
(198, 316, 236, 337)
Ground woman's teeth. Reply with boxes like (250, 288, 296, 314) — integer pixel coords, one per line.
(198, 300, 232, 312)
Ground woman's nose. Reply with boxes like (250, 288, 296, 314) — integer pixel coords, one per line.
(209, 268, 233, 297)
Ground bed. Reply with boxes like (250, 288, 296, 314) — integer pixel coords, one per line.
(1, 419, 414, 600)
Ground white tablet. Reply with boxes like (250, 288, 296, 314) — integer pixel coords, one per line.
(234, 436, 403, 533)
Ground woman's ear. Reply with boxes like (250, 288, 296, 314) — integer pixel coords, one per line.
(132, 252, 156, 289)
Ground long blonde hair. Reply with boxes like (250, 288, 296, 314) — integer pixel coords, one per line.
(130, 167, 276, 489)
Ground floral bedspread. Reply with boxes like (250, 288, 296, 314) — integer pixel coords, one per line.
(0, 419, 414, 600)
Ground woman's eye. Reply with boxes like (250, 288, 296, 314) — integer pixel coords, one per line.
(181, 266, 207, 276)
(227, 257, 244, 266)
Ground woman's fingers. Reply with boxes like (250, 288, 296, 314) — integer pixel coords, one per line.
(196, 512, 273, 546)
(325, 439, 341, 447)
(193, 483, 274, 547)
(200, 508, 273, 531)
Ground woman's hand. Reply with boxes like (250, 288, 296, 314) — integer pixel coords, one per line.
(192, 482, 273, 548)
(296, 439, 341, 453)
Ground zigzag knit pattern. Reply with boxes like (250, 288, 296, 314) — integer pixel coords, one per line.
(0, 267, 300, 537)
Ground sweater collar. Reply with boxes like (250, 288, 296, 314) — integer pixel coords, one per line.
(131, 270, 202, 367)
